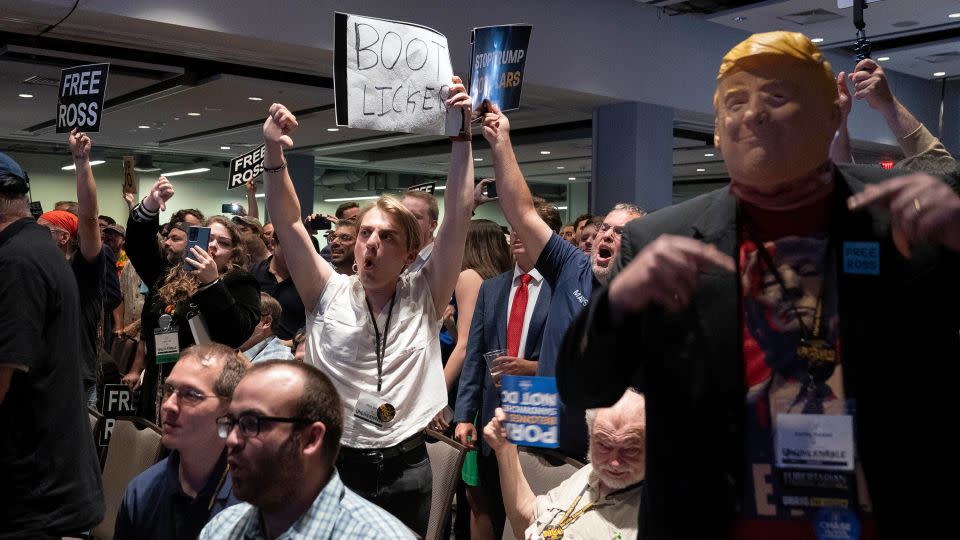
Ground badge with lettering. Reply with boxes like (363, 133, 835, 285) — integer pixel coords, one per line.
(154, 327, 179, 364)
(775, 413, 855, 471)
(354, 391, 395, 428)
(842, 241, 879, 276)
(814, 507, 860, 540)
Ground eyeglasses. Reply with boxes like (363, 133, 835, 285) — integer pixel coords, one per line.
(162, 383, 219, 405)
(598, 223, 624, 238)
(216, 413, 315, 439)
(328, 233, 355, 243)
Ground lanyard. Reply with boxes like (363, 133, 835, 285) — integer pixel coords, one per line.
(540, 484, 595, 539)
(365, 293, 396, 393)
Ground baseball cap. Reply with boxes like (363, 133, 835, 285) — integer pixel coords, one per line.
(231, 215, 263, 234)
(104, 223, 126, 237)
(0, 152, 29, 195)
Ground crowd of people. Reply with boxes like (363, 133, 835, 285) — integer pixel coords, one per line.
(2, 30, 960, 540)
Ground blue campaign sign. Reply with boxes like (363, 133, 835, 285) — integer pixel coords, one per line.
(468, 24, 532, 113)
(500, 375, 559, 448)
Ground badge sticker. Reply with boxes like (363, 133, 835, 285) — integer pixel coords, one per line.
(842, 241, 879, 276)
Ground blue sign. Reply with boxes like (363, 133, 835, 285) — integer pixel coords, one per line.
(500, 375, 559, 448)
(842, 241, 880, 276)
(814, 507, 861, 540)
(468, 24, 532, 113)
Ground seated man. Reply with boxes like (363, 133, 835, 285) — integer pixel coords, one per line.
(202, 361, 413, 539)
(240, 293, 295, 363)
(484, 389, 646, 540)
(115, 343, 247, 539)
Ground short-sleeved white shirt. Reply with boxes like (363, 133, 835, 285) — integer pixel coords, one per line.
(306, 270, 446, 448)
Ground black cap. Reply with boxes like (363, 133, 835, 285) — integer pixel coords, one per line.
(0, 152, 29, 195)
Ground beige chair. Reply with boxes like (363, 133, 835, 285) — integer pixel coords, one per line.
(424, 429, 467, 540)
(91, 416, 163, 539)
(501, 448, 585, 540)
(108, 337, 137, 375)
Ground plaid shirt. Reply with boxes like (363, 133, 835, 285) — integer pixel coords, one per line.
(243, 335, 294, 363)
(199, 470, 414, 539)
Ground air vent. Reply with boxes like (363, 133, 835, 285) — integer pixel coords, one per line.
(918, 51, 960, 64)
(22, 75, 60, 87)
(778, 9, 843, 26)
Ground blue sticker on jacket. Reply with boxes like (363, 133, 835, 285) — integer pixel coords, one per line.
(842, 241, 880, 276)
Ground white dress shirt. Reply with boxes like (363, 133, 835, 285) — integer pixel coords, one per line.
(305, 269, 446, 448)
(505, 265, 544, 358)
(403, 242, 434, 275)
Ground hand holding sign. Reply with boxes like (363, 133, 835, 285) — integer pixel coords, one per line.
(447, 75, 472, 141)
(263, 103, 299, 149)
(481, 102, 512, 148)
(847, 173, 960, 256)
(144, 176, 175, 212)
(68, 128, 92, 162)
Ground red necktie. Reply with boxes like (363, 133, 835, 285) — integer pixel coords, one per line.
(506, 274, 533, 357)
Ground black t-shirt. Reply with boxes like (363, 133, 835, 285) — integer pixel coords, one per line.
(253, 258, 305, 340)
(0, 218, 105, 536)
(72, 246, 109, 385)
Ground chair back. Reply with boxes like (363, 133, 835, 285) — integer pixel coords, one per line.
(424, 429, 467, 540)
(91, 416, 163, 539)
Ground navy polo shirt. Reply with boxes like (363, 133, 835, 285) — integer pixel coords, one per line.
(114, 450, 239, 540)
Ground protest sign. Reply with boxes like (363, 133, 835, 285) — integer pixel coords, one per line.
(407, 181, 436, 194)
(500, 375, 559, 448)
(334, 12, 462, 136)
(228, 145, 266, 190)
(469, 25, 532, 113)
(56, 63, 109, 133)
(122, 156, 138, 195)
(99, 384, 135, 446)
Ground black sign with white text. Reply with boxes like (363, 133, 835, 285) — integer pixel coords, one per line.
(56, 63, 110, 133)
(228, 145, 266, 189)
(99, 383, 135, 446)
(407, 181, 436, 194)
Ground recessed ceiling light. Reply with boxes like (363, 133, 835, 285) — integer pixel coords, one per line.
(187, 112, 201, 117)
(220, 146, 231, 150)
(327, 128, 339, 132)
(567, 177, 576, 181)
(473, 158, 483, 162)
(555, 206, 568, 210)
(255, 193, 265, 198)
(811, 38, 824, 44)
(556, 166, 565, 170)
(137, 125, 150, 129)
(950, 13, 960, 19)
(540, 150, 551, 155)
(704, 153, 715, 157)
(934, 71, 947, 77)
(161, 167, 210, 177)
(325, 195, 382, 202)
(18, 93, 33, 98)
(248, 96, 263, 101)
(696, 168, 706, 172)
(877, 56, 890, 62)
(61, 160, 105, 171)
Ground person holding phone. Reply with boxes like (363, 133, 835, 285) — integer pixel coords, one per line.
(126, 176, 261, 423)
(260, 75, 475, 537)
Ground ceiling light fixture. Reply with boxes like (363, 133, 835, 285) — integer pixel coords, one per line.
(187, 112, 201, 117)
(950, 13, 960, 19)
(556, 166, 565, 170)
(435, 186, 447, 191)
(161, 167, 210, 177)
(540, 150, 551, 155)
(696, 168, 706, 172)
(18, 93, 33, 98)
(138, 125, 150, 129)
(62, 160, 105, 171)
(220, 146, 231, 150)
(704, 153, 715, 157)
(555, 206, 568, 210)
(877, 56, 890, 62)
(248, 96, 263, 101)
(327, 128, 339, 132)
(934, 71, 947, 77)
(474, 158, 483, 162)
(568, 177, 576, 181)
(255, 193, 265, 198)
(325, 195, 382, 202)
(811, 38, 824, 44)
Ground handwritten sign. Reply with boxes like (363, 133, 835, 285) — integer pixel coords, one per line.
(334, 12, 462, 136)
(501, 376, 559, 448)
(228, 145, 265, 190)
(56, 63, 109, 133)
(469, 25, 532, 113)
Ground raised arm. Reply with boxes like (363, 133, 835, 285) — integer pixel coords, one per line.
(482, 104, 553, 263)
(125, 176, 174, 288)
(69, 129, 102, 262)
(245, 179, 260, 220)
(262, 103, 332, 311)
(484, 408, 537, 540)
(423, 76, 475, 318)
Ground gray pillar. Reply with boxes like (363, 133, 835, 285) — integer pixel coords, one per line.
(566, 182, 589, 223)
(591, 101, 673, 214)
(287, 153, 315, 219)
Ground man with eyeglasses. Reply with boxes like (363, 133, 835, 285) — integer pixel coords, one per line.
(0, 151, 105, 537)
(328, 216, 358, 276)
(115, 343, 246, 539)
(202, 360, 413, 539)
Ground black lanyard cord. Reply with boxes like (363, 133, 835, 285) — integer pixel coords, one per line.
(365, 293, 396, 393)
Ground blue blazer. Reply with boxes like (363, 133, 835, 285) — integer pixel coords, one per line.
(454, 268, 552, 455)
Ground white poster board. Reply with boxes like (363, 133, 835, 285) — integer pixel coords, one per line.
(334, 12, 462, 136)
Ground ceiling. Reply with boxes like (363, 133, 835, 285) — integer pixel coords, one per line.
(1, 0, 955, 205)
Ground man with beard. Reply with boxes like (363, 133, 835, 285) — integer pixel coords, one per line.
(328, 216, 358, 275)
(203, 361, 413, 539)
(115, 344, 245, 539)
(484, 389, 646, 540)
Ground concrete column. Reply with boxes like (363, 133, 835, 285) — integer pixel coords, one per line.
(591, 101, 673, 214)
(287, 153, 315, 219)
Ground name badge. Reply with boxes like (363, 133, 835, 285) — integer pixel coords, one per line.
(154, 327, 180, 364)
(842, 241, 879, 276)
(353, 391, 396, 428)
(775, 414, 854, 471)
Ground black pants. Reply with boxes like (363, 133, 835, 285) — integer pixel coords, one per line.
(338, 441, 433, 537)
(477, 449, 507, 539)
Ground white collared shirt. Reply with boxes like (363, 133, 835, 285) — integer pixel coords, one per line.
(305, 269, 446, 448)
(505, 265, 544, 359)
(404, 242, 434, 275)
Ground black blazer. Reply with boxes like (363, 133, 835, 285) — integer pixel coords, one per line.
(454, 268, 552, 455)
(557, 165, 960, 539)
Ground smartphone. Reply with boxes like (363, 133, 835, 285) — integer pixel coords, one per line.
(29, 201, 43, 220)
(308, 215, 332, 231)
(221, 203, 243, 215)
(485, 181, 498, 199)
(183, 226, 211, 271)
